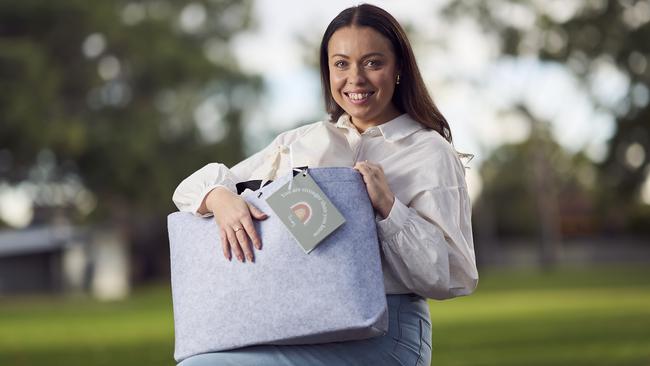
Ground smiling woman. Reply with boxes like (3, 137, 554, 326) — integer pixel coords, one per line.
(328, 26, 402, 130)
(173, 3, 478, 365)
(320, 4, 453, 142)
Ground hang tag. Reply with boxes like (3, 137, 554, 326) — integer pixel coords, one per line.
(265, 170, 346, 254)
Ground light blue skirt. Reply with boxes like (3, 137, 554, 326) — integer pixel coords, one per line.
(177, 294, 432, 366)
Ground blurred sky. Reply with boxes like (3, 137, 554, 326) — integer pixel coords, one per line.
(225, 0, 628, 201)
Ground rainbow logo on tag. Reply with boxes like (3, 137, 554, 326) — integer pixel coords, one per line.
(290, 201, 313, 224)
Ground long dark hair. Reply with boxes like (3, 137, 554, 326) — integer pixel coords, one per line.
(319, 3, 453, 143)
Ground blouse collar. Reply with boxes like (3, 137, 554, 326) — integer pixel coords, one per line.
(334, 113, 424, 142)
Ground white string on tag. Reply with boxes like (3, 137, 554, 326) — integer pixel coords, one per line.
(287, 167, 308, 192)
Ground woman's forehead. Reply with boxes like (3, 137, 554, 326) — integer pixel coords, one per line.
(328, 26, 393, 57)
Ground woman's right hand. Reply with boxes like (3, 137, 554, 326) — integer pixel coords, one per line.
(205, 187, 269, 263)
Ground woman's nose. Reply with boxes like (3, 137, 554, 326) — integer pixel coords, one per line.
(347, 65, 366, 84)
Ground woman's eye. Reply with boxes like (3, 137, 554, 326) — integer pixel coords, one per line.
(334, 60, 347, 68)
(366, 60, 381, 68)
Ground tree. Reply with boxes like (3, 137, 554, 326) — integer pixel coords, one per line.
(474, 105, 601, 266)
(0, 0, 260, 279)
(444, 0, 650, 234)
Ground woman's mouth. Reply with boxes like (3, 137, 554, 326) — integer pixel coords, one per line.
(344, 91, 375, 105)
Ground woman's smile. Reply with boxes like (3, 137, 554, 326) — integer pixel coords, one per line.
(344, 91, 375, 104)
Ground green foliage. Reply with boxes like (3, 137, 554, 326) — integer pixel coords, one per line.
(0, 0, 260, 222)
(444, 0, 650, 222)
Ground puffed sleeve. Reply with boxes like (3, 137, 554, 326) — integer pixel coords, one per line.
(171, 135, 283, 217)
(171, 122, 319, 217)
(376, 160, 478, 300)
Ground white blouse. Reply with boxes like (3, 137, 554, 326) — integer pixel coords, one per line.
(172, 113, 479, 300)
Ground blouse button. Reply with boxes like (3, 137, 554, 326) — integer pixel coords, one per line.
(365, 128, 379, 137)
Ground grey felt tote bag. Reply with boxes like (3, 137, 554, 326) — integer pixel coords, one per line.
(168, 167, 388, 362)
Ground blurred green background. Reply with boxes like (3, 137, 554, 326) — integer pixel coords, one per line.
(1, 0, 649, 365)
(1, 265, 648, 365)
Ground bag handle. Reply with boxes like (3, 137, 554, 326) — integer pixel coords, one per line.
(260, 144, 289, 189)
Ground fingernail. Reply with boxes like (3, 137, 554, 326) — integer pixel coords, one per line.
(247, 254, 254, 262)
(255, 242, 261, 250)
(237, 255, 243, 262)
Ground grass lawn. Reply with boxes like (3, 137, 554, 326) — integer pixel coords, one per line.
(0, 264, 649, 366)
(429, 265, 650, 366)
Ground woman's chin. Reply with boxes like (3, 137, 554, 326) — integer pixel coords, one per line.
(344, 106, 374, 120)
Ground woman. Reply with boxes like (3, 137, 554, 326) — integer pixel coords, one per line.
(172, 4, 478, 365)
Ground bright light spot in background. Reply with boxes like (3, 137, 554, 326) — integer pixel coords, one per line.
(642, 168, 650, 205)
(536, 0, 583, 23)
(91, 231, 130, 301)
(489, 1, 536, 30)
(621, 0, 650, 29)
(589, 57, 631, 111)
(583, 111, 614, 162)
(121, 2, 146, 25)
(179, 2, 206, 33)
(98, 55, 121, 80)
(0, 169, 97, 228)
(0, 184, 34, 228)
(63, 245, 87, 291)
(194, 94, 229, 144)
(121, 1, 171, 24)
(82, 33, 106, 59)
(625, 142, 646, 170)
(72, 188, 97, 216)
(20, 180, 97, 213)
(498, 111, 533, 144)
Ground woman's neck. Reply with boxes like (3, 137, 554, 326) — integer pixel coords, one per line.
(350, 108, 402, 133)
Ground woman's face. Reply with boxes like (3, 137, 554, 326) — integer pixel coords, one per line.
(328, 26, 400, 127)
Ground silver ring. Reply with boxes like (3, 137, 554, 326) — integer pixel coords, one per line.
(233, 226, 242, 232)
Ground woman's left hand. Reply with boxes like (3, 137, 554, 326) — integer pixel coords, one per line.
(353, 160, 395, 220)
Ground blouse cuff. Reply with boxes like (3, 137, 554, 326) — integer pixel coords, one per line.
(376, 197, 411, 239)
(191, 183, 235, 218)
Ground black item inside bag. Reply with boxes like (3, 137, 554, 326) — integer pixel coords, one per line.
(235, 166, 308, 195)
